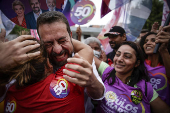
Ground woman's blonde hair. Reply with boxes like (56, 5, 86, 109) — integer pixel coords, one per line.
(12, 0, 25, 11)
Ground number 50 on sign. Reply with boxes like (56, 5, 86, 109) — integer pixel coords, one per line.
(71, 0, 96, 25)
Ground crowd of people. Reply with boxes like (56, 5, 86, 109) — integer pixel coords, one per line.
(0, 10, 170, 113)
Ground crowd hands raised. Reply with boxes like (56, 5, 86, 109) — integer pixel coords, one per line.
(0, 10, 170, 113)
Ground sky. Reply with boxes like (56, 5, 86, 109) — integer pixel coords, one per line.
(75, 0, 113, 27)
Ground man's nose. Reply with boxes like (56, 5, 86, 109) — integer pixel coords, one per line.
(53, 43, 62, 54)
(52, 3, 55, 6)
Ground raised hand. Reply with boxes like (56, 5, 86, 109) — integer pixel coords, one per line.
(151, 22, 159, 33)
(156, 25, 170, 52)
(63, 53, 95, 87)
(63, 53, 104, 99)
(0, 35, 40, 69)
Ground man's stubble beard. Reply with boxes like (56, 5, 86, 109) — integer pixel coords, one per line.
(112, 43, 120, 50)
(33, 7, 40, 14)
(110, 41, 120, 50)
(48, 6, 55, 11)
(49, 50, 73, 70)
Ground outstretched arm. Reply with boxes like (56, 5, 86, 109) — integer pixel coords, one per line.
(157, 25, 170, 79)
(64, 39, 104, 99)
(76, 26, 82, 41)
(150, 97, 170, 113)
(151, 22, 159, 33)
(72, 38, 93, 64)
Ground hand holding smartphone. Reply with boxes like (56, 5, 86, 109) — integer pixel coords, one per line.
(153, 13, 170, 53)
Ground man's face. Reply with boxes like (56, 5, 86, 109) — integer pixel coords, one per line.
(38, 22, 73, 68)
(108, 34, 125, 50)
(30, 0, 41, 14)
(46, 0, 56, 11)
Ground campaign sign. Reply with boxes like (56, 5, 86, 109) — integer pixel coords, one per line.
(70, 0, 96, 25)
(0, 0, 64, 29)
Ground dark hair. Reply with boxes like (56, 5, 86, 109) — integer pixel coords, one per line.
(0, 39, 50, 88)
(140, 29, 149, 33)
(12, 0, 25, 10)
(104, 41, 149, 86)
(139, 32, 163, 65)
(118, 33, 127, 41)
(37, 11, 71, 38)
(29, 0, 40, 4)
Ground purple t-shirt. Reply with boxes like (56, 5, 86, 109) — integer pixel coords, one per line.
(145, 62, 170, 106)
(97, 66, 155, 113)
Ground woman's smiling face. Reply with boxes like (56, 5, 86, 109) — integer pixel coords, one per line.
(114, 45, 138, 75)
(14, 5, 24, 17)
(143, 34, 156, 55)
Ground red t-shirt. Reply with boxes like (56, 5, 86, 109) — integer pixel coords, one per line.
(11, 16, 27, 28)
(4, 64, 85, 113)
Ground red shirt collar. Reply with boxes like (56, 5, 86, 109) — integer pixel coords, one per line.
(145, 59, 162, 66)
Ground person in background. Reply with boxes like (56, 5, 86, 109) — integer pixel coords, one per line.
(76, 25, 82, 41)
(104, 26, 126, 66)
(139, 25, 170, 106)
(46, 0, 62, 12)
(94, 41, 170, 113)
(11, 0, 27, 28)
(84, 37, 107, 62)
(25, 0, 47, 29)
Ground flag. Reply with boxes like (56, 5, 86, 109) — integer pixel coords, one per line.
(98, 0, 152, 54)
(30, 29, 40, 40)
(62, 0, 80, 26)
(0, 10, 15, 36)
(161, 0, 170, 26)
(101, 0, 130, 18)
(123, 0, 152, 41)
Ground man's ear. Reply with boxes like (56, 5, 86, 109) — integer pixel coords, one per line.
(122, 33, 126, 41)
(135, 60, 140, 68)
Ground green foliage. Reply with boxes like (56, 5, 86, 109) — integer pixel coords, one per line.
(9, 25, 30, 35)
(143, 0, 163, 30)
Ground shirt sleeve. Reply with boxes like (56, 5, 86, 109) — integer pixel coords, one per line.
(98, 61, 109, 76)
(85, 58, 106, 100)
(150, 89, 158, 103)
